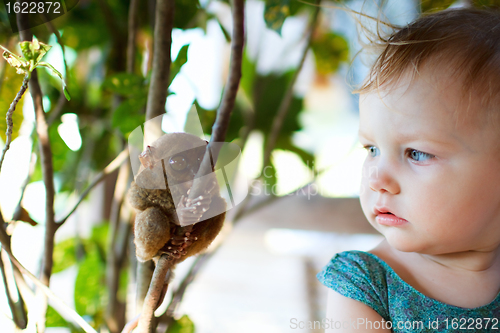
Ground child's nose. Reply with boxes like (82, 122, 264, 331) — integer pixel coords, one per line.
(367, 164, 400, 195)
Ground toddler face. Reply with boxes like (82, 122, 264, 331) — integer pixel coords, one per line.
(358, 69, 500, 255)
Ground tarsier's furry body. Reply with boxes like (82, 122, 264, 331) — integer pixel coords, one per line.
(127, 132, 226, 264)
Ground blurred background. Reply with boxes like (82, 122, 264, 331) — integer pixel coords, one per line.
(0, 0, 484, 332)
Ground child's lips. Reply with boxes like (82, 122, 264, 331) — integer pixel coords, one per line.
(374, 207, 409, 226)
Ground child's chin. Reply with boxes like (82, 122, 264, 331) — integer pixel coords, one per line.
(385, 236, 424, 253)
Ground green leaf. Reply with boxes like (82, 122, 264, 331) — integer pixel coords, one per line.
(63, 86, 71, 101)
(103, 72, 146, 97)
(74, 246, 106, 327)
(46, 306, 67, 328)
(19, 39, 51, 65)
(118, 268, 129, 302)
(264, 0, 291, 35)
(240, 51, 256, 99)
(262, 159, 278, 190)
(112, 96, 147, 137)
(170, 44, 190, 87)
(167, 315, 195, 333)
(37, 62, 64, 81)
(420, 0, 456, 13)
(252, 72, 303, 136)
(1, 46, 29, 75)
(52, 238, 78, 274)
(0, 65, 25, 142)
(216, 17, 231, 42)
(310, 32, 349, 75)
(276, 136, 314, 168)
(90, 223, 109, 259)
(37, 62, 70, 100)
(192, 101, 216, 134)
(45, 121, 80, 191)
(174, 0, 200, 29)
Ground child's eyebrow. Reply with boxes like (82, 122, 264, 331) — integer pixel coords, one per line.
(395, 130, 465, 149)
(358, 129, 461, 149)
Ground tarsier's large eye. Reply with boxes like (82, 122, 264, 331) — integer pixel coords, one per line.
(169, 155, 187, 171)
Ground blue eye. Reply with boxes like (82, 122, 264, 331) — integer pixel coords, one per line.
(408, 149, 434, 162)
(364, 146, 379, 157)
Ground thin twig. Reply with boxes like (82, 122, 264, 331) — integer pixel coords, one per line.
(30, 69, 56, 331)
(12, 149, 36, 221)
(137, 254, 171, 332)
(135, 0, 175, 326)
(0, 250, 27, 329)
(17, 13, 57, 331)
(145, 0, 175, 123)
(56, 149, 129, 225)
(0, 219, 97, 332)
(127, 0, 140, 74)
(138, 0, 244, 330)
(121, 314, 140, 333)
(7, 247, 98, 333)
(179, 0, 245, 228)
(106, 163, 131, 333)
(136, 0, 244, 331)
(0, 75, 29, 175)
(263, 0, 321, 169)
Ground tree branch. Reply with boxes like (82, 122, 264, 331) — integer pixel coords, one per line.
(0, 250, 27, 329)
(137, 254, 171, 332)
(127, 0, 140, 74)
(17, 13, 57, 331)
(5, 244, 98, 333)
(12, 148, 36, 222)
(0, 76, 29, 175)
(105, 163, 132, 333)
(145, 0, 174, 123)
(135, 0, 175, 326)
(137, 0, 245, 330)
(0, 212, 96, 332)
(181, 0, 245, 224)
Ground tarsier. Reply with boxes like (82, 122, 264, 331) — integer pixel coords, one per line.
(127, 132, 226, 264)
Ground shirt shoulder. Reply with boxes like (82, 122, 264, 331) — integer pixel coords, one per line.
(317, 250, 390, 320)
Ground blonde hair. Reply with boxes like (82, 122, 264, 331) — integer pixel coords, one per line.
(356, 8, 500, 112)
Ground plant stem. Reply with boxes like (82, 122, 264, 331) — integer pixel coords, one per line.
(0, 75, 29, 175)
(137, 254, 170, 333)
(0, 250, 27, 329)
(179, 0, 245, 229)
(106, 162, 132, 333)
(145, 0, 174, 124)
(135, 0, 175, 325)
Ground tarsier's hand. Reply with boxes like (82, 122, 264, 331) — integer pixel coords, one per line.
(176, 180, 218, 226)
(128, 133, 226, 263)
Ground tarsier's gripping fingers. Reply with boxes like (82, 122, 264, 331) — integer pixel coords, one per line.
(176, 180, 219, 225)
(159, 232, 197, 259)
(134, 207, 171, 262)
(177, 195, 212, 225)
(170, 232, 197, 246)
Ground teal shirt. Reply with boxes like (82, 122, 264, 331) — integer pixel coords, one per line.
(317, 251, 500, 332)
